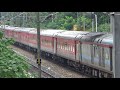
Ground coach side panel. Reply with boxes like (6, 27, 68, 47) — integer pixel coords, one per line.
(41, 35, 54, 54)
(56, 38, 76, 61)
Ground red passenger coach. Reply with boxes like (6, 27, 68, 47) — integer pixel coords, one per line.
(40, 29, 64, 54)
(56, 31, 89, 61)
(41, 35, 53, 50)
(4, 26, 18, 39)
(29, 29, 37, 48)
(12, 27, 21, 42)
(14, 28, 30, 45)
(57, 38, 75, 55)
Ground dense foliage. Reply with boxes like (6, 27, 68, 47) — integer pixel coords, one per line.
(0, 31, 35, 78)
(1, 12, 110, 32)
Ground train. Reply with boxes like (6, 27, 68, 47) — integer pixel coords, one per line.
(0, 25, 113, 78)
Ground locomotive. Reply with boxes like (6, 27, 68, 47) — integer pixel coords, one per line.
(0, 25, 113, 78)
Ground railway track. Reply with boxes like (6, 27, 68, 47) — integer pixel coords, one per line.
(12, 49, 64, 78)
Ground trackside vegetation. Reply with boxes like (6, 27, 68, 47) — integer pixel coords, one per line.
(0, 31, 36, 78)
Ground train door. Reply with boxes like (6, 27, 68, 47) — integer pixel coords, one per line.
(103, 47, 111, 71)
(93, 45, 101, 66)
(81, 43, 92, 64)
(76, 40, 80, 61)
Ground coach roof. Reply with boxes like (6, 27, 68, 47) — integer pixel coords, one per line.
(14, 27, 36, 32)
(42, 29, 65, 36)
(29, 29, 65, 37)
(80, 32, 106, 42)
(96, 34, 113, 46)
(56, 31, 89, 39)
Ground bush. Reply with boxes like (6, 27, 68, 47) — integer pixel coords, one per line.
(46, 22, 58, 29)
(98, 23, 110, 32)
(0, 32, 36, 78)
(0, 30, 3, 39)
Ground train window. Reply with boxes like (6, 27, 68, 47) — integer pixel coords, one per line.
(43, 39, 45, 45)
(69, 45, 70, 51)
(45, 40, 46, 45)
(62, 44, 63, 50)
(41, 40, 42, 44)
(67, 45, 69, 51)
(93, 45, 101, 66)
(47, 40, 48, 46)
(59, 42, 60, 48)
(47, 40, 49, 46)
(98, 47, 102, 66)
(49, 41, 51, 46)
(101, 47, 105, 67)
(93, 46, 99, 57)
(66, 45, 67, 51)
(70, 46, 72, 51)
(59, 44, 60, 49)
(68, 45, 70, 51)
(68, 45, 69, 51)
(71, 46, 73, 52)
(43, 40, 45, 44)
(65, 45, 66, 50)
(60, 44, 62, 49)
(58, 43, 59, 48)
(62, 44, 64, 50)
(82, 44, 92, 63)
(65, 45, 67, 51)
(66, 45, 68, 51)
(48, 41, 49, 46)
(59, 43, 61, 49)
(104, 48, 110, 69)
(33, 35, 36, 40)
(48, 41, 50, 46)
(42, 39, 44, 44)
(73, 46, 75, 52)
(64, 44, 66, 50)
(45, 40, 47, 45)
(50, 41, 52, 46)
(72, 46, 73, 52)
(57, 42, 59, 48)
(41, 39, 43, 44)
(50, 41, 51, 46)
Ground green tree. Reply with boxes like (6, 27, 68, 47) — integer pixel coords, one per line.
(55, 16, 76, 30)
(0, 31, 36, 78)
(46, 22, 58, 29)
(98, 23, 110, 32)
(76, 15, 91, 31)
(2, 12, 111, 32)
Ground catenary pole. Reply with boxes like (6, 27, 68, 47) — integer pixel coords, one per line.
(36, 12, 41, 78)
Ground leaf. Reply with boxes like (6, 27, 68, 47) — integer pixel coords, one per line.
(3, 69, 8, 72)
